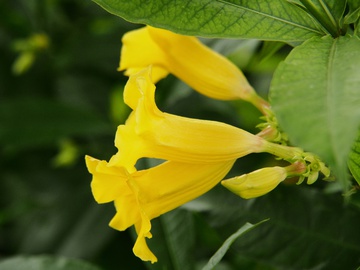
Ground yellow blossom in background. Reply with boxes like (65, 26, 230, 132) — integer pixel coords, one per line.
(119, 26, 269, 113)
(110, 67, 267, 168)
(85, 156, 234, 263)
(12, 33, 50, 75)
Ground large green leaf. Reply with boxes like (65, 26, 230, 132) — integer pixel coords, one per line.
(92, 0, 324, 43)
(270, 35, 360, 188)
(189, 184, 360, 269)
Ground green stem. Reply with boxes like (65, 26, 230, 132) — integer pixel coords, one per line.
(247, 91, 271, 117)
(285, 161, 307, 176)
(261, 141, 303, 162)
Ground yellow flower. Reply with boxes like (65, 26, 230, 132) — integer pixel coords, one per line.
(85, 155, 234, 263)
(110, 67, 267, 169)
(118, 26, 268, 110)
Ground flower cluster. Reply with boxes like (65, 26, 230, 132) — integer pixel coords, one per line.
(86, 26, 329, 263)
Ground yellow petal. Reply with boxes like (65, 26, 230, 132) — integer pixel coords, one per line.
(109, 112, 151, 170)
(119, 27, 169, 82)
(109, 193, 140, 231)
(137, 160, 235, 218)
(147, 26, 256, 101)
(119, 26, 256, 101)
(112, 67, 265, 167)
(221, 166, 288, 199)
(124, 66, 168, 83)
(109, 160, 234, 231)
(85, 155, 131, 204)
(132, 212, 157, 263)
(126, 176, 157, 263)
(85, 155, 99, 174)
(127, 160, 233, 263)
(86, 156, 141, 230)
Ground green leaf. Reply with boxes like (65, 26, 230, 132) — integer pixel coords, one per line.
(298, 0, 347, 37)
(92, 0, 324, 44)
(202, 219, 269, 270)
(348, 0, 360, 13)
(344, 1, 360, 36)
(192, 185, 360, 269)
(0, 255, 102, 270)
(348, 131, 360, 185)
(270, 35, 360, 189)
(344, 6, 360, 25)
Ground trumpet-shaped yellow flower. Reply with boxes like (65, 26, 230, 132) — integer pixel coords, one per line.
(85, 155, 234, 263)
(119, 26, 267, 109)
(110, 67, 267, 169)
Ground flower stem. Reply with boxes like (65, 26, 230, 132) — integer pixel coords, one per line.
(248, 92, 271, 116)
(261, 141, 303, 162)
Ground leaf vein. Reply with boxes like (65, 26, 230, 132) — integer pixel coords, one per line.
(326, 38, 339, 164)
(215, 0, 323, 34)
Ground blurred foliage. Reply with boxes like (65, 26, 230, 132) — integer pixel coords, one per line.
(0, 255, 102, 270)
(1, 1, 360, 270)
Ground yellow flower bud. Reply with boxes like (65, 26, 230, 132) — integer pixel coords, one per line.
(221, 166, 288, 199)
